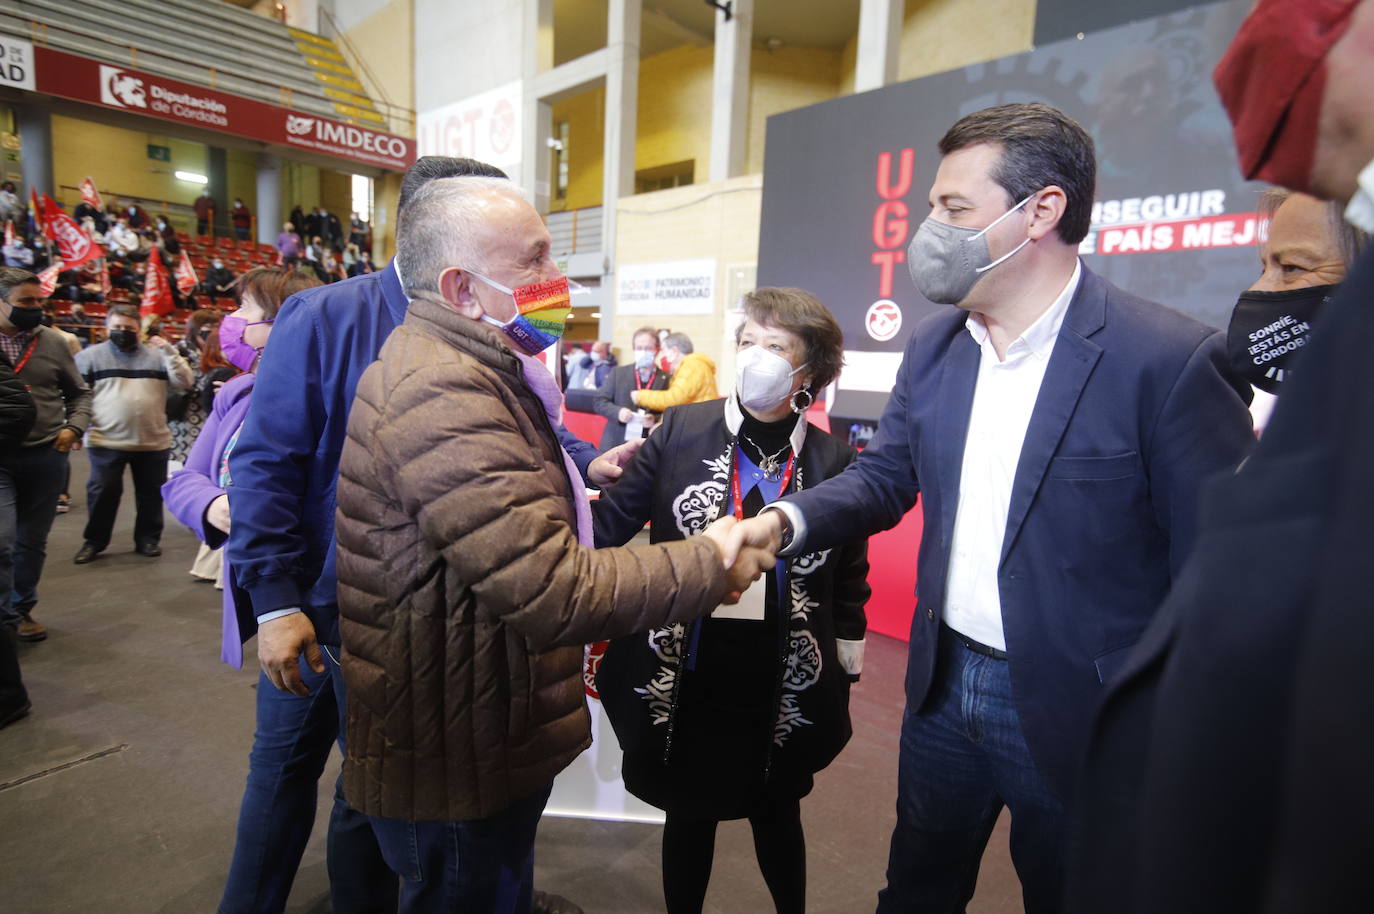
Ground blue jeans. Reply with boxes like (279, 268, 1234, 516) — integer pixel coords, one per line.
(876, 628, 1067, 914)
(219, 643, 397, 914)
(0, 446, 68, 626)
(370, 781, 553, 914)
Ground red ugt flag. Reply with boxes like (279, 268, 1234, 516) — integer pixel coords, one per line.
(141, 253, 175, 316)
(174, 253, 198, 294)
(41, 195, 104, 269)
(36, 264, 59, 296)
(79, 177, 104, 211)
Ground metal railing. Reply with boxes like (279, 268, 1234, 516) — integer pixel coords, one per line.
(7, 12, 416, 134)
(317, 6, 415, 136)
(54, 185, 273, 244)
(546, 206, 603, 256)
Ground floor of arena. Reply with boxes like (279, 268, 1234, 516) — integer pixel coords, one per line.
(1, 459, 1020, 913)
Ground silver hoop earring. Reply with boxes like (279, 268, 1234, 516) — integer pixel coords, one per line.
(790, 385, 813, 414)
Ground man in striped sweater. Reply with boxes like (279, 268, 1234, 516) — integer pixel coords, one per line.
(73, 305, 192, 563)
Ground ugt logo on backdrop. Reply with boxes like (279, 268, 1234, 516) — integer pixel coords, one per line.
(99, 65, 146, 109)
(866, 299, 903, 342)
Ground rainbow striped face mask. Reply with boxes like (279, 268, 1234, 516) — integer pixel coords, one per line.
(467, 269, 572, 355)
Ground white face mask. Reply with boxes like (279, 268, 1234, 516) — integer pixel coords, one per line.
(735, 344, 806, 412)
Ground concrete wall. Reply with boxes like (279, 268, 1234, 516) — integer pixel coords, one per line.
(413, 0, 523, 114)
(612, 174, 763, 388)
(50, 114, 208, 211)
(551, 42, 843, 212)
(319, 170, 355, 234)
(226, 149, 260, 222)
(281, 160, 322, 222)
(840, 0, 1037, 94)
(373, 171, 402, 260)
(333, 0, 416, 137)
(550, 87, 605, 212)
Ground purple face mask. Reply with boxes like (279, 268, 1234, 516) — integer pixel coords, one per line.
(219, 315, 273, 372)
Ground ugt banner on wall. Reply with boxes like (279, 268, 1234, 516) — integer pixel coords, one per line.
(757, 0, 1259, 420)
(416, 81, 523, 181)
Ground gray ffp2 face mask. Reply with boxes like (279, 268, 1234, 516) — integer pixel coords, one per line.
(906, 193, 1036, 305)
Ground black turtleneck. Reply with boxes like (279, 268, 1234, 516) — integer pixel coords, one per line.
(737, 403, 799, 472)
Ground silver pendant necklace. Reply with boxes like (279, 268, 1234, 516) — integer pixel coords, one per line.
(742, 434, 791, 480)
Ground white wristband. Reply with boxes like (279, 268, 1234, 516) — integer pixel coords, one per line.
(256, 607, 302, 625)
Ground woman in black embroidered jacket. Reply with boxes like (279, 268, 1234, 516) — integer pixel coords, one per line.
(593, 287, 870, 914)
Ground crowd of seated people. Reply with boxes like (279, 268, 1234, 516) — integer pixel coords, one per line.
(0, 184, 377, 350)
(275, 204, 373, 284)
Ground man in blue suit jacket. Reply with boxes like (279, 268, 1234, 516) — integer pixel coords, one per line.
(223, 157, 612, 914)
(729, 103, 1254, 912)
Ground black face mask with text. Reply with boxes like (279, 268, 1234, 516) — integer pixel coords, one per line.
(1226, 284, 1335, 394)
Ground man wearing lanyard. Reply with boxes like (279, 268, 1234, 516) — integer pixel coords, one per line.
(591, 325, 669, 452)
(0, 267, 91, 644)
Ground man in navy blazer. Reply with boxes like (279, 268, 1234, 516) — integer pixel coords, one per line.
(729, 103, 1254, 911)
(224, 157, 611, 914)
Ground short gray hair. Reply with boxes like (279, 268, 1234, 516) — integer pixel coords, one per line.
(396, 176, 526, 299)
(662, 332, 694, 354)
(1259, 187, 1368, 270)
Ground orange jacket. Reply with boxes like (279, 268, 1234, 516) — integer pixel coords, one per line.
(635, 352, 719, 411)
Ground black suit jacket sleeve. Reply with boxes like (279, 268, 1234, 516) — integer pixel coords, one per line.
(591, 369, 621, 422)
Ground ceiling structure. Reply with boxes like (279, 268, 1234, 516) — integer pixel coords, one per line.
(554, 0, 863, 65)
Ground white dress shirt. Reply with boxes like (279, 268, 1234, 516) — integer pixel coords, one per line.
(942, 260, 1082, 650)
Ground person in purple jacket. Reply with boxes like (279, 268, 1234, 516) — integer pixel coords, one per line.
(163, 267, 321, 667)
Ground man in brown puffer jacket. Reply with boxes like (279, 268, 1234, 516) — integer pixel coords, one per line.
(335, 176, 771, 913)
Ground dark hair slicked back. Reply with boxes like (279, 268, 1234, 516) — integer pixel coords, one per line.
(939, 102, 1096, 245)
(397, 156, 509, 218)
